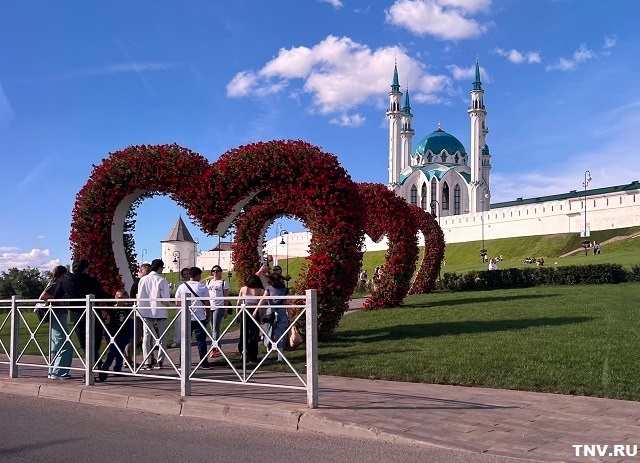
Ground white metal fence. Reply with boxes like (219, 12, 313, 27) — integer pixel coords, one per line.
(0, 289, 318, 408)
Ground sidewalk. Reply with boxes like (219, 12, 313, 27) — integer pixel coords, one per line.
(2, 355, 638, 463)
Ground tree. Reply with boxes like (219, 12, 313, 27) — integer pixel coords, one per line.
(0, 268, 49, 299)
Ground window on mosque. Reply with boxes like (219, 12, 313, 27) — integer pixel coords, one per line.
(431, 178, 437, 203)
(442, 183, 450, 210)
(410, 185, 418, 206)
(427, 153, 433, 163)
(421, 183, 427, 210)
(441, 153, 447, 163)
(454, 185, 461, 215)
(454, 155, 459, 164)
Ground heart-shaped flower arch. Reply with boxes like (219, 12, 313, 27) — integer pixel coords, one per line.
(408, 206, 446, 295)
(70, 140, 365, 339)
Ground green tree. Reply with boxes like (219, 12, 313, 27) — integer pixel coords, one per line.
(0, 268, 49, 299)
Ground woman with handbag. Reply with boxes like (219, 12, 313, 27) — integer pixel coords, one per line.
(235, 275, 264, 363)
(255, 273, 288, 363)
(39, 265, 72, 379)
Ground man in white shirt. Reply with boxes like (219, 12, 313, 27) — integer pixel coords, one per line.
(175, 267, 211, 369)
(136, 259, 170, 370)
(204, 265, 230, 359)
(170, 267, 190, 349)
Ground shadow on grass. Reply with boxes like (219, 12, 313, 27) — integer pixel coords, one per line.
(401, 293, 562, 309)
(330, 316, 592, 344)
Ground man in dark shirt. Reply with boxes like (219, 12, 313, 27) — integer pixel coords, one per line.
(53, 258, 107, 372)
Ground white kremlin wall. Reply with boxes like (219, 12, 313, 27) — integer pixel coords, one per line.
(262, 186, 640, 258)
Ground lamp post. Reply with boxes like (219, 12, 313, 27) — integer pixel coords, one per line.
(280, 230, 289, 287)
(172, 250, 181, 273)
(430, 199, 441, 227)
(583, 170, 592, 242)
(140, 248, 147, 266)
(217, 235, 221, 267)
(275, 222, 282, 265)
(480, 188, 490, 263)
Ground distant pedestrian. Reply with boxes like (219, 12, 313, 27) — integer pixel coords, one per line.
(488, 258, 499, 271)
(125, 263, 150, 362)
(256, 273, 289, 363)
(136, 259, 170, 370)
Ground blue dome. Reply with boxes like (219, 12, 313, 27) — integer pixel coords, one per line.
(414, 128, 467, 158)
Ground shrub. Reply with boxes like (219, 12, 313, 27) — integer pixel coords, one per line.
(438, 263, 630, 291)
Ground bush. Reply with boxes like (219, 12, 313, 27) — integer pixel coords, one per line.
(438, 263, 631, 291)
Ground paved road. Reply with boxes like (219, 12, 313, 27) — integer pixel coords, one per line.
(0, 394, 536, 463)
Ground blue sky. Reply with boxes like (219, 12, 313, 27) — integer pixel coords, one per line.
(1, 0, 639, 271)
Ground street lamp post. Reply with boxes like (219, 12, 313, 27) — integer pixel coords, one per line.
(140, 248, 147, 266)
(280, 230, 289, 287)
(430, 199, 441, 227)
(275, 222, 282, 265)
(217, 235, 221, 267)
(480, 188, 490, 263)
(583, 170, 592, 245)
(172, 250, 181, 273)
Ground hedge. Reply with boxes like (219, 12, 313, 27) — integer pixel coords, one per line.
(438, 263, 633, 291)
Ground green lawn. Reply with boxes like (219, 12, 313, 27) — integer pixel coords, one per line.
(275, 282, 640, 401)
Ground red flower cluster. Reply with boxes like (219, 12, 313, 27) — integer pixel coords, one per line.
(408, 206, 446, 294)
(358, 183, 420, 310)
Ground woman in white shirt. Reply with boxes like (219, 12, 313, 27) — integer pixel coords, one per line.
(204, 265, 230, 358)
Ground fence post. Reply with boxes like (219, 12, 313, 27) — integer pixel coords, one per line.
(85, 294, 94, 385)
(305, 289, 318, 408)
(180, 292, 191, 397)
(9, 296, 19, 378)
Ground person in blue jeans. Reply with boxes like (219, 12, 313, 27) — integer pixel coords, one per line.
(256, 273, 289, 363)
(39, 265, 72, 380)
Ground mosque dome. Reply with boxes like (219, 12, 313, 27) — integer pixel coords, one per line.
(414, 127, 467, 159)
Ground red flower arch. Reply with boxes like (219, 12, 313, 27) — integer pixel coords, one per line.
(70, 140, 364, 339)
(357, 183, 420, 309)
(408, 206, 446, 294)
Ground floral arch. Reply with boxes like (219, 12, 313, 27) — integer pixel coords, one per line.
(70, 140, 364, 339)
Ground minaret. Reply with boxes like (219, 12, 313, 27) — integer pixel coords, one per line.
(467, 58, 490, 213)
(400, 86, 415, 171)
(387, 63, 403, 189)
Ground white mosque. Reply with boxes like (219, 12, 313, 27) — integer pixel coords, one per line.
(161, 60, 640, 270)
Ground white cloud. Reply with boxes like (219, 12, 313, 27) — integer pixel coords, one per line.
(49, 62, 180, 81)
(227, 35, 451, 116)
(329, 113, 366, 127)
(446, 64, 488, 81)
(0, 248, 61, 272)
(545, 42, 608, 72)
(603, 35, 617, 49)
(320, 0, 344, 8)
(494, 47, 541, 64)
(0, 247, 18, 252)
(0, 81, 15, 130)
(385, 0, 493, 41)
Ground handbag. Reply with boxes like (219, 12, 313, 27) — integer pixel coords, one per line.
(34, 302, 50, 323)
(288, 325, 303, 350)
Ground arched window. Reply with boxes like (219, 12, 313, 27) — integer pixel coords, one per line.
(410, 185, 417, 206)
(442, 182, 450, 210)
(431, 178, 437, 204)
(454, 155, 459, 164)
(454, 184, 461, 215)
(441, 153, 447, 163)
(427, 153, 433, 163)
(421, 182, 427, 210)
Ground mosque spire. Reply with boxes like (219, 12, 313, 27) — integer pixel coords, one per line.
(403, 84, 412, 115)
(473, 57, 482, 91)
(391, 61, 400, 93)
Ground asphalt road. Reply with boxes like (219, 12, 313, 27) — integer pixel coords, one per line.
(0, 394, 537, 463)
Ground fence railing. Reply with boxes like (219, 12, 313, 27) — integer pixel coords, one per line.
(0, 289, 318, 408)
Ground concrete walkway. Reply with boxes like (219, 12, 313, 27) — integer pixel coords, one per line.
(1, 354, 638, 463)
